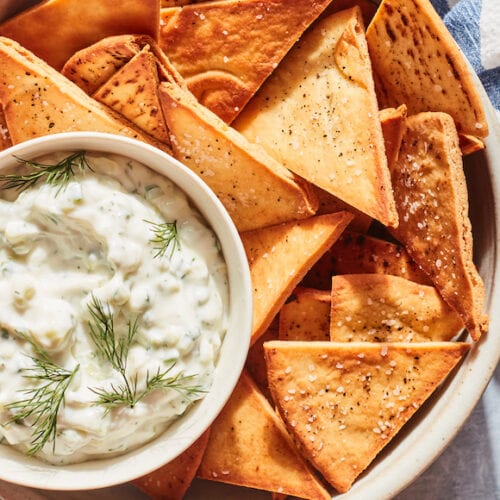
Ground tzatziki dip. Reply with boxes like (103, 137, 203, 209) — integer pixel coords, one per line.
(0, 151, 228, 464)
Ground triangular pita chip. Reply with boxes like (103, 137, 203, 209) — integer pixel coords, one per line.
(0, 37, 166, 150)
(264, 340, 470, 493)
(159, 0, 335, 123)
(458, 133, 485, 156)
(279, 288, 331, 341)
(388, 112, 487, 340)
(0, 0, 159, 70)
(380, 105, 407, 167)
(366, 0, 488, 138)
(62, 34, 184, 96)
(197, 371, 330, 500)
(158, 81, 318, 232)
(234, 7, 398, 227)
(93, 47, 170, 143)
(241, 212, 353, 344)
(133, 429, 210, 500)
(330, 274, 464, 342)
(301, 231, 431, 290)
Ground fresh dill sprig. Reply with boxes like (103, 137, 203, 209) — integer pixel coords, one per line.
(0, 151, 91, 193)
(5, 333, 79, 455)
(145, 219, 180, 259)
(87, 296, 202, 411)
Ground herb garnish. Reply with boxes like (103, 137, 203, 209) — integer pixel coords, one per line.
(0, 151, 91, 193)
(87, 296, 202, 411)
(145, 220, 180, 259)
(5, 333, 79, 455)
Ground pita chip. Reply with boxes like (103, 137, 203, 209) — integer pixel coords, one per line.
(380, 105, 407, 167)
(330, 274, 464, 342)
(459, 133, 485, 156)
(279, 288, 331, 341)
(264, 340, 470, 492)
(366, 0, 488, 138)
(62, 34, 184, 96)
(158, 81, 318, 232)
(93, 47, 170, 143)
(388, 112, 488, 340)
(0, 106, 11, 151)
(132, 430, 210, 500)
(234, 7, 398, 227)
(0, 0, 159, 70)
(0, 37, 165, 149)
(159, 0, 335, 123)
(197, 371, 331, 500)
(302, 231, 431, 290)
(241, 212, 353, 344)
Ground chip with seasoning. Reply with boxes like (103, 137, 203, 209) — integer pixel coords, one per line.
(197, 370, 331, 500)
(240, 211, 353, 344)
(133, 430, 210, 500)
(264, 340, 471, 493)
(330, 274, 464, 342)
(366, 0, 488, 140)
(388, 111, 488, 340)
(158, 0, 336, 123)
(279, 288, 331, 341)
(234, 6, 398, 228)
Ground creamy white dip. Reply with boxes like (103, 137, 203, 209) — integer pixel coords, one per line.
(0, 152, 228, 464)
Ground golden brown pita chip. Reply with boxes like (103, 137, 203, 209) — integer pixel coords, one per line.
(366, 0, 488, 138)
(132, 430, 210, 500)
(279, 288, 331, 341)
(234, 7, 398, 227)
(301, 231, 431, 290)
(159, 0, 335, 123)
(264, 340, 470, 493)
(0, 106, 12, 151)
(242, 212, 353, 345)
(330, 274, 464, 342)
(197, 371, 330, 500)
(93, 47, 170, 144)
(0, 37, 165, 149)
(158, 81, 318, 232)
(388, 112, 487, 340)
(0, 0, 159, 70)
(62, 34, 184, 96)
(380, 105, 407, 167)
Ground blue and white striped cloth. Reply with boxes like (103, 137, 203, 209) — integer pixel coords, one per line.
(432, 0, 500, 119)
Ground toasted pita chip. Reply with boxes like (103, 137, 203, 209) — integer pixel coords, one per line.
(132, 430, 210, 500)
(380, 105, 407, 167)
(93, 47, 170, 143)
(159, 0, 335, 123)
(0, 106, 11, 151)
(242, 212, 353, 344)
(330, 274, 464, 342)
(0, 0, 159, 70)
(366, 0, 488, 138)
(301, 231, 431, 290)
(388, 112, 487, 340)
(158, 81, 318, 232)
(458, 133, 485, 156)
(279, 288, 331, 341)
(264, 340, 470, 492)
(0, 37, 166, 150)
(197, 371, 331, 500)
(234, 7, 397, 227)
(62, 34, 184, 96)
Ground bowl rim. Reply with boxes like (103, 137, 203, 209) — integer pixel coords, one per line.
(0, 131, 253, 490)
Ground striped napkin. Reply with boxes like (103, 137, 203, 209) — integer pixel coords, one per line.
(431, 0, 500, 119)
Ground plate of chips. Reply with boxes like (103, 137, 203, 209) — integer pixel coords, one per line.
(0, 0, 498, 498)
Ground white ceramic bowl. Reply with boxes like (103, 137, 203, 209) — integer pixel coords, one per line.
(0, 132, 253, 491)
